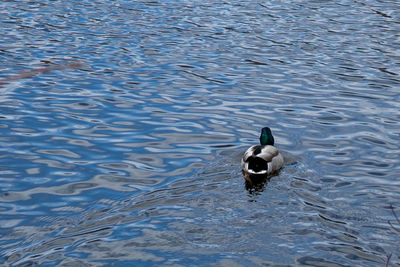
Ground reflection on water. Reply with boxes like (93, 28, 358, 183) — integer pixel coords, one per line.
(1, 0, 400, 266)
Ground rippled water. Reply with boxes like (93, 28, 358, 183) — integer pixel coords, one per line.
(1, 0, 400, 266)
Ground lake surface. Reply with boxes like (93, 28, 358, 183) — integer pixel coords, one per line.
(1, 0, 400, 266)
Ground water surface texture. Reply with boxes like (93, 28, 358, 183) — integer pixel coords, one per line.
(1, 0, 400, 266)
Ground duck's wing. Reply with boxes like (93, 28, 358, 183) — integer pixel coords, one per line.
(258, 145, 284, 173)
(256, 145, 279, 162)
(241, 145, 259, 167)
(269, 152, 284, 172)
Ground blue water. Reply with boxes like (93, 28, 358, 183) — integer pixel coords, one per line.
(1, 0, 400, 266)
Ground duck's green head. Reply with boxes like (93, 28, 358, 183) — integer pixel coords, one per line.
(259, 127, 274, 146)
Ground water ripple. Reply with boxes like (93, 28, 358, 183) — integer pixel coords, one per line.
(1, 0, 400, 265)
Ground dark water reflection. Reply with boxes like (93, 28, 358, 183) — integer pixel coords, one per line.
(1, 0, 400, 266)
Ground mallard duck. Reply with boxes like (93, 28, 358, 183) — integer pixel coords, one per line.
(241, 127, 284, 180)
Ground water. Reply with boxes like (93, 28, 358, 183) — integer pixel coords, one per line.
(1, 0, 399, 266)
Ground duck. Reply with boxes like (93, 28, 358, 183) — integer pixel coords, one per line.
(241, 127, 284, 181)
